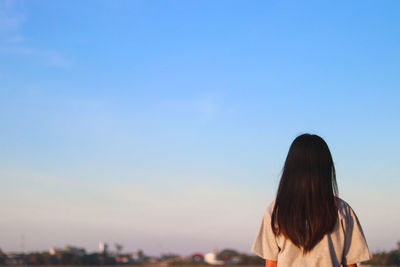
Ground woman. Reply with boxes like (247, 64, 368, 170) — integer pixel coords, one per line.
(251, 134, 372, 267)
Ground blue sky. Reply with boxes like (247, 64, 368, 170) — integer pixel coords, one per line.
(1, 0, 399, 255)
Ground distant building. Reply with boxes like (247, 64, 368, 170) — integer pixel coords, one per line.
(49, 248, 63, 256)
(131, 250, 145, 262)
(191, 253, 204, 263)
(116, 256, 130, 263)
(148, 256, 159, 264)
(99, 242, 108, 253)
(204, 248, 224, 265)
(5, 253, 24, 265)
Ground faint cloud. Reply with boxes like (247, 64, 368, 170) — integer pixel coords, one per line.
(192, 92, 220, 122)
(0, 46, 72, 67)
(4, 34, 23, 43)
(41, 50, 72, 67)
(0, 0, 72, 68)
(0, 0, 26, 33)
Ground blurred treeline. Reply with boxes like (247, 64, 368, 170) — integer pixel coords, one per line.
(0, 242, 399, 266)
(0, 248, 264, 266)
(0, 251, 118, 265)
(365, 242, 400, 266)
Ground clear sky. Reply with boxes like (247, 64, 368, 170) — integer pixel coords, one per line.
(1, 0, 399, 256)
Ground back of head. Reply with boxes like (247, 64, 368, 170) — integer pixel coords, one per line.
(271, 133, 338, 253)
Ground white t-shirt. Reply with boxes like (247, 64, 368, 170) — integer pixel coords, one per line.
(251, 198, 372, 267)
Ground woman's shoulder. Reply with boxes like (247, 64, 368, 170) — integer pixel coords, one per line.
(336, 197, 356, 220)
(262, 200, 276, 218)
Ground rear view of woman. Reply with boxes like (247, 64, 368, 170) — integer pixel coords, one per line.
(251, 134, 372, 267)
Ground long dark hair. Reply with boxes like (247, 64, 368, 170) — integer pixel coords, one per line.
(271, 133, 339, 253)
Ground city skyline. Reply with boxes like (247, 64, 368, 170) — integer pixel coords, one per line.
(1, 0, 400, 255)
